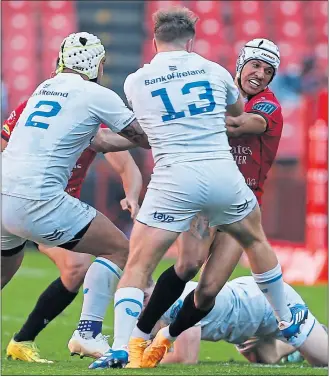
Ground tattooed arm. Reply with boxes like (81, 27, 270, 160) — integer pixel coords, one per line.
(118, 119, 151, 149)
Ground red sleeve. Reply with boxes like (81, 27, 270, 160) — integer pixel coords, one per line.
(247, 95, 283, 137)
(1, 100, 28, 141)
(100, 123, 107, 129)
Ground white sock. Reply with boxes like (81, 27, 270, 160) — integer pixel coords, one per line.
(131, 326, 151, 341)
(111, 287, 144, 350)
(79, 257, 122, 322)
(252, 264, 292, 322)
(162, 325, 176, 342)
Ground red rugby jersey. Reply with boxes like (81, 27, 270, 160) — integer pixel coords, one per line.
(229, 87, 283, 204)
(1, 101, 106, 199)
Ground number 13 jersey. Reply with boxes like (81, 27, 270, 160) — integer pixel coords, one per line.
(124, 50, 239, 167)
(2, 73, 135, 200)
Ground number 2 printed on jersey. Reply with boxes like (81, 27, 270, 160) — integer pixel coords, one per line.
(151, 81, 215, 122)
(25, 100, 62, 129)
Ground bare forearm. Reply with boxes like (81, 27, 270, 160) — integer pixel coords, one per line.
(92, 131, 138, 152)
(118, 119, 150, 149)
(121, 165, 142, 201)
(226, 113, 266, 137)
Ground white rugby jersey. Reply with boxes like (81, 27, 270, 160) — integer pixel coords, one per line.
(2, 73, 135, 200)
(162, 277, 281, 345)
(124, 51, 239, 167)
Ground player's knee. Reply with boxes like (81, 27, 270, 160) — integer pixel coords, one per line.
(61, 258, 91, 292)
(175, 258, 204, 281)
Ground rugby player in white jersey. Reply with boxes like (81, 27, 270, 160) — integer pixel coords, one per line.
(156, 278, 327, 367)
(1, 32, 149, 364)
(91, 277, 327, 368)
(98, 7, 307, 368)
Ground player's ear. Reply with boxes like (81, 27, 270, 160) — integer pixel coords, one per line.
(153, 38, 158, 53)
(186, 38, 194, 53)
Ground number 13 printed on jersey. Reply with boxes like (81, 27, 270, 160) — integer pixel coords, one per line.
(151, 80, 215, 122)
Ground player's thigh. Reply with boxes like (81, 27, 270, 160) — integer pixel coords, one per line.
(128, 220, 179, 273)
(118, 220, 180, 289)
(197, 232, 243, 296)
(219, 204, 267, 249)
(175, 216, 216, 279)
(67, 211, 129, 267)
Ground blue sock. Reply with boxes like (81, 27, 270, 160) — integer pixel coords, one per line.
(252, 264, 292, 322)
(77, 320, 102, 338)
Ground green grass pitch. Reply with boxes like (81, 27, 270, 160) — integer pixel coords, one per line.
(1, 250, 327, 375)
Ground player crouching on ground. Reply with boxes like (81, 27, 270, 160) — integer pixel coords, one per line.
(148, 278, 328, 368)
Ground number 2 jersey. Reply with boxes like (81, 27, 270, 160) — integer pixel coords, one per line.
(1, 100, 107, 199)
(2, 73, 135, 200)
(124, 51, 240, 167)
(229, 88, 283, 204)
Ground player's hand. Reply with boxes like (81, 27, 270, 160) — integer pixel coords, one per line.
(225, 116, 241, 137)
(120, 197, 140, 220)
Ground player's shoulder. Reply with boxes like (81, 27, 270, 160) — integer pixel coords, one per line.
(84, 81, 121, 102)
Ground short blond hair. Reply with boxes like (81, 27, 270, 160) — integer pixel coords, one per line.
(153, 6, 198, 43)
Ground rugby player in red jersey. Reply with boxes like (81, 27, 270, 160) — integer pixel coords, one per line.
(2, 99, 143, 362)
(127, 39, 296, 367)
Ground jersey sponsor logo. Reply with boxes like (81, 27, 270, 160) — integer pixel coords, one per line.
(2, 124, 10, 136)
(153, 211, 175, 223)
(32, 89, 69, 98)
(252, 101, 277, 115)
(231, 145, 252, 165)
(145, 69, 205, 86)
(169, 65, 177, 71)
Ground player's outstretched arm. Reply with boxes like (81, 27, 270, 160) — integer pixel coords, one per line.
(225, 113, 267, 138)
(104, 151, 142, 219)
(91, 128, 138, 152)
(160, 326, 201, 364)
(118, 119, 151, 149)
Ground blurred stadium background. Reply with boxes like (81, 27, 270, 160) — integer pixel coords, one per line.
(1, 0, 327, 284)
(1, 0, 328, 373)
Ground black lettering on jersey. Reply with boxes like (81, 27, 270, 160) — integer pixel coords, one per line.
(252, 101, 278, 115)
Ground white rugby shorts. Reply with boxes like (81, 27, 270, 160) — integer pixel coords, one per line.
(137, 158, 257, 232)
(1, 192, 96, 249)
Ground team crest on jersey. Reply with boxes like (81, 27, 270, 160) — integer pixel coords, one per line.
(252, 101, 278, 115)
(2, 124, 10, 136)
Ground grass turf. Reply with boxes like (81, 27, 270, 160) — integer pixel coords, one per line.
(1, 250, 327, 376)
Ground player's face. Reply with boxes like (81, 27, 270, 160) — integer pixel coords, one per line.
(240, 60, 274, 96)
